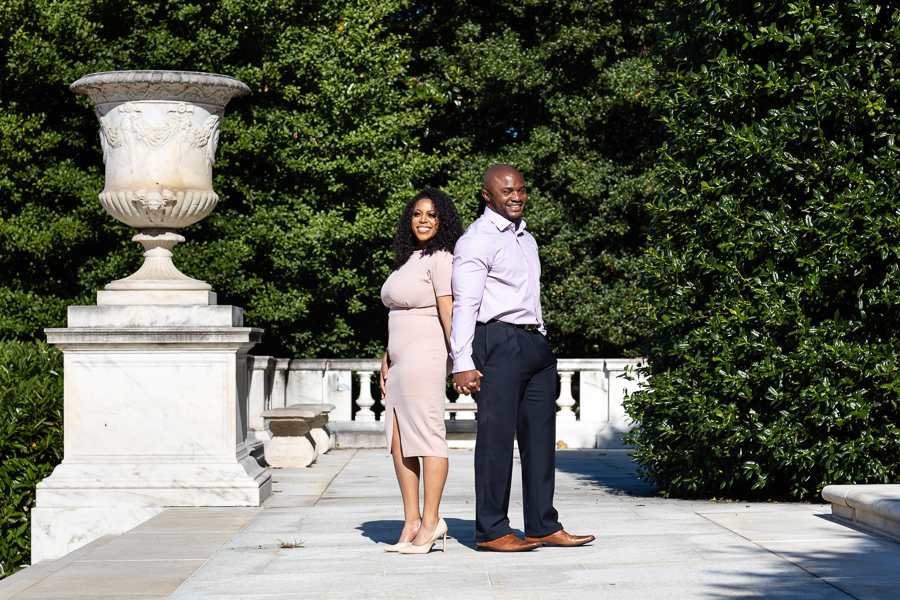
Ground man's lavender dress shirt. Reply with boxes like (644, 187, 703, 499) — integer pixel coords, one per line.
(450, 207, 545, 373)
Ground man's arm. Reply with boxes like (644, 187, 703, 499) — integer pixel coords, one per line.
(450, 235, 489, 392)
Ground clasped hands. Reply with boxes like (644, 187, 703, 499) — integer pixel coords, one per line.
(453, 369, 483, 396)
(382, 354, 483, 397)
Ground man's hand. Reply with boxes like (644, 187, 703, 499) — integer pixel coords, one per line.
(453, 369, 483, 395)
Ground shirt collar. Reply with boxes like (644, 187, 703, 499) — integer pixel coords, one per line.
(483, 206, 526, 233)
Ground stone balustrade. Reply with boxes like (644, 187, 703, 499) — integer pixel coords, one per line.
(245, 357, 645, 450)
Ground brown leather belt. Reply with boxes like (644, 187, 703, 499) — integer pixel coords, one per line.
(478, 320, 540, 331)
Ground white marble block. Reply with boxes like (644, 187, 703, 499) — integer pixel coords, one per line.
(37, 304, 272, 563)
(270, 359, 291, 410)
(287, 359, 328, 405)
(325, 370, 353, 421)
(31, 506, 165, 564)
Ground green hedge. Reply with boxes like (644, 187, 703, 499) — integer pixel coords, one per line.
(0, 340, 63, 578)
(625, 1, 900, 500)
(0, 0, 657, 359)
(408, 0, 659, 356)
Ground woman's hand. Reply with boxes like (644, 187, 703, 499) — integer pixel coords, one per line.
(379, 351, 390, 399)
(453, 369, 483, 395)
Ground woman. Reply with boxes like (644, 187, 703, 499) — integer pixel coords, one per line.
(379, 187, 463, 554)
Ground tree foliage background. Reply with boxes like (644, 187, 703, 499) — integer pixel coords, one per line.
(0, 0, 657, 359)
(625, 0, 900, 500)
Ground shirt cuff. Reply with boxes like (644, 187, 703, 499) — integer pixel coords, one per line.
(452, 355, 476, 373)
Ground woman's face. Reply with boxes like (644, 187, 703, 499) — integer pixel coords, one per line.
(411, 198, 439, 249)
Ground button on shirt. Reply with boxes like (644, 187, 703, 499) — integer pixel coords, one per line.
(450, 207, 545, 373)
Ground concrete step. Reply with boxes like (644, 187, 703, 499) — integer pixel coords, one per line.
(0, 450, 356, 599)
(0, 533, 121, 599)
(823, 484, 900, 540)
(0, 508, 260, 599)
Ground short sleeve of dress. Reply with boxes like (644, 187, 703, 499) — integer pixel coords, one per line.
(431, 251, 453, 297)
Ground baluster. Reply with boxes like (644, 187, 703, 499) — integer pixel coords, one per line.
(355, 371, 377, 421)
(556, 371, 577, 421)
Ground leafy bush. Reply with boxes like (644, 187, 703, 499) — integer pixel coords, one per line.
(0, 340, 63, 578)
(625, 1, 900, 500)
(1, 0, 446, 358)
(0, 0, 657, 359)
(408, 0, 659, 356)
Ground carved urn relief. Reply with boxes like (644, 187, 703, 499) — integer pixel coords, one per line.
(71, 70, 249, 291)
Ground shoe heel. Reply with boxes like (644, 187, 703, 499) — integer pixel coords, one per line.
(442, 532, 446, 553)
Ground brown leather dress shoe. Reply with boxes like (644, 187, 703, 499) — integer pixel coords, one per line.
(526, 529, 595, 547)
(476, 533, 540, 552)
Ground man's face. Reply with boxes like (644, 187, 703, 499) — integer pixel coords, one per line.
(482, 169, 527, 221)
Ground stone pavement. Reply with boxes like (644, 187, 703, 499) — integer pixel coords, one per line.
(3, 449, 900, 599)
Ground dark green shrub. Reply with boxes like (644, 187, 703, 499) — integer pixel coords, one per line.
(0, 0, 446, 358)
(625, 1, 900, 500)
(0, 340, 63, 578)
(408, 0, 659, 356)
(0, 0, 657, 359)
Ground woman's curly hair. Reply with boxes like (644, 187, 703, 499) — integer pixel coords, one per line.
(392, 187, 464, 270)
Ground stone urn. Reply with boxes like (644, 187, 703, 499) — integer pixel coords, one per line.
(70, 70, 249, 291)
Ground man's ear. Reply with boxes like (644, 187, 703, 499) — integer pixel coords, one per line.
(480, 189, 491, 203)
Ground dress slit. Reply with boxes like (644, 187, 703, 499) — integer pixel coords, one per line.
(389, 406, 410, 458)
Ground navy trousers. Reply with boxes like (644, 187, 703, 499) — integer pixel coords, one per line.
(472, 321, 562, 543)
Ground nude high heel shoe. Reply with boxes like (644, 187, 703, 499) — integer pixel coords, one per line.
(384, 522, 420, 552)
(398, 518, 448, 554)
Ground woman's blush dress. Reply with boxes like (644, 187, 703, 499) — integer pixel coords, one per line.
(380, 250, 452, 458)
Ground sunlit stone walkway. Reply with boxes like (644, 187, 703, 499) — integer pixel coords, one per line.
(3, 449, 900, 599)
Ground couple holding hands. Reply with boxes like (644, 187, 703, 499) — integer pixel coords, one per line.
(378, 165, 594, 554)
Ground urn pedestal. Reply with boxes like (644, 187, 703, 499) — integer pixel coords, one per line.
(33, 71, 271, 563)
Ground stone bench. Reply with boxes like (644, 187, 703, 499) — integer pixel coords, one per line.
(260, 404, 335, 468)
(287, 403, 335, 453)
(260, 407, 319, 468)
(823, 484, 900, 540)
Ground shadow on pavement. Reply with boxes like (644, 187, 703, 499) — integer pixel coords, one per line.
(356, 519, 404, 545)
(553, 449, 656, 497)
(357, 518, 477, 549)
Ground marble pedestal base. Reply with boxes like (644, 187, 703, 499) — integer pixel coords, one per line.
(36, 304, 271, 563)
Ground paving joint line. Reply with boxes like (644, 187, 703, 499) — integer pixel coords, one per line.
(167, 451, 358, 598)
(164, 507, 263, 600)
(696, 512, 861, 600)
(311, 449, 359, 506)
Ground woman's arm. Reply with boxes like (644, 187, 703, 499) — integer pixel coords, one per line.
(379, 350, 390, 399)
(437, 295, 453, 349)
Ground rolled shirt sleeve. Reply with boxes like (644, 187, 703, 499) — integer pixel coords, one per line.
(450, 236, 489, 373)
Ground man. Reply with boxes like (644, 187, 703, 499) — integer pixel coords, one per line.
(450, 164, 595, 552)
